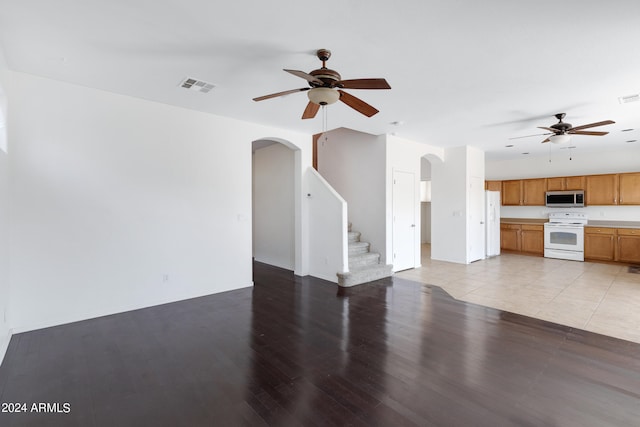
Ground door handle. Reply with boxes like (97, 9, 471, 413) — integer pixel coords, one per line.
(411, 224, 415, 227)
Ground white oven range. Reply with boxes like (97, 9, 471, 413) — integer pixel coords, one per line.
(544, 212, 588, 261)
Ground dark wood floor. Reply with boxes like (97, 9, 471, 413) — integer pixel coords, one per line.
(1, 262, 640, 426)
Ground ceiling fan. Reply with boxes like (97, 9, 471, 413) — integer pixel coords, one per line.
(252, 49, 391, 119)
(510, 113, 615, 144)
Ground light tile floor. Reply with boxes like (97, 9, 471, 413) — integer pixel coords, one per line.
(396, 244, 640, 344)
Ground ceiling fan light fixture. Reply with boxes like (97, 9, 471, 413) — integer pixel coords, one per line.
(549, 134, 572, 144)
(307, 87, 340, 106)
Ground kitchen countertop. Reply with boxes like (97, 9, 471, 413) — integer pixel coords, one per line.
(500, 218, 548, 225)
(500, 218, 640, 229)
(586, 220, 640, 229)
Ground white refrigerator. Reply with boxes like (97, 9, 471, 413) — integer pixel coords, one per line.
(485, 191, 501, 257)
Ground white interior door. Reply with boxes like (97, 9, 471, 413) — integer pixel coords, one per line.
(468, 176, 486, 262)
(393, 170, 416, 271)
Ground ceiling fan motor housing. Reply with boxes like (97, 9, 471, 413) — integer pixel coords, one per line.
(309, 68, 341, 87)
(551, 122, 572, 134)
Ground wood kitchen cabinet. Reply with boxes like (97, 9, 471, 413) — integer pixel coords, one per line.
(547, 176, 586, 191)
(585, 227, 640, 263)
(546, 177, 565, 191)
(618, 173, 640, 205)
(522, 178, 547, 205)
(617, 228, 640, 263)
(520, 224, 544, 255)
(585, 174, 618, 205)
(500, 222, 544, 255)
(500, 224, 521, 251)
(496, 172, 640, 207)
(485, 180, 502, 191)
(502, 180, 523, 206)
(565, 176, 586, 190)
(501, 179, 546, 206)
(584, 227, 616, 261)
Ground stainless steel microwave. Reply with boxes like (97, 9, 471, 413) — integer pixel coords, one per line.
(545, 190, 585, 207)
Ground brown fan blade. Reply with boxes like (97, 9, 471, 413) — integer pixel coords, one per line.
(537, 126, 559, 133)
(569, 120, 615, 131)
(568, 130, 609, 136)
(284, 69, 323, 84)
(336, 78, 391, 90)
(338, 90, 379, 117)
(541, 137, 551, 143)
(253, 87, 309, 102)
(301, 102, 320, 120)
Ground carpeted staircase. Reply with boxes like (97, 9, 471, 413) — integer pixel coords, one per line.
(337, 224, 393, 287)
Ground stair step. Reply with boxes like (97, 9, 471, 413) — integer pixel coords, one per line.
(337, 264, 393, 287)
(349, 252, 380, 268)
(348, 241, 370, 255)
(348, 231, 361, 243)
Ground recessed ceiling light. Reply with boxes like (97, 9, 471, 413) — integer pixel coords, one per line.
(621, 128, 634, 132)
(505, 144, 514, 148)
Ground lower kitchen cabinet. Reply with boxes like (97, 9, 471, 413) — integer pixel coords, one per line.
(585, 227, 616, 261)
(521, 225, 544, 255)
(585, 227, 640, 263)
(500, 224, 520, 251)
(500, 223, 544, 255)
(617, 229, 640, 263)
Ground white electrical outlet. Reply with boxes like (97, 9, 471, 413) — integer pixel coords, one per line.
(162, 274, 169, 282)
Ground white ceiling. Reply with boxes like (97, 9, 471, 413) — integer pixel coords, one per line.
(1, 0, 640, 161)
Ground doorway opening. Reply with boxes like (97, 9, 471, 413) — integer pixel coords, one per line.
(252, 139, 296, 271)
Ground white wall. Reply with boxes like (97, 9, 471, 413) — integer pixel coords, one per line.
(488, 147, 640, 221)
(430, 145, 484, 264)
(317, 128, 387, 261)
(431, 146, 468, 263)
(0, 55, 10, 362)
(252, 142, 295, 270)
(306, 168, 347, 283)
(486, 146, 640, 179)
(5, 71, 311, 334)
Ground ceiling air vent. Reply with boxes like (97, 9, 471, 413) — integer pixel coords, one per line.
(618, 94, 640, 104)
(180, 77, 215, 93)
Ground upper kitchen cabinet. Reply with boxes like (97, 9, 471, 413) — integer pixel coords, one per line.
(565, 176, 586, 190)
(485, 180, 502, 191)
(546, 176, 586, 191)
(522, 178, 547, 205)
(585, 174, 618, 205)
(619, 172, 640, 205)
(501, 178, 547, 206)
(502, 180, 523, 205)
(546, 177, 564, 191)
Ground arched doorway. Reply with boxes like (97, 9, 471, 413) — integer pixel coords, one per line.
(252, 139, 297, 271)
